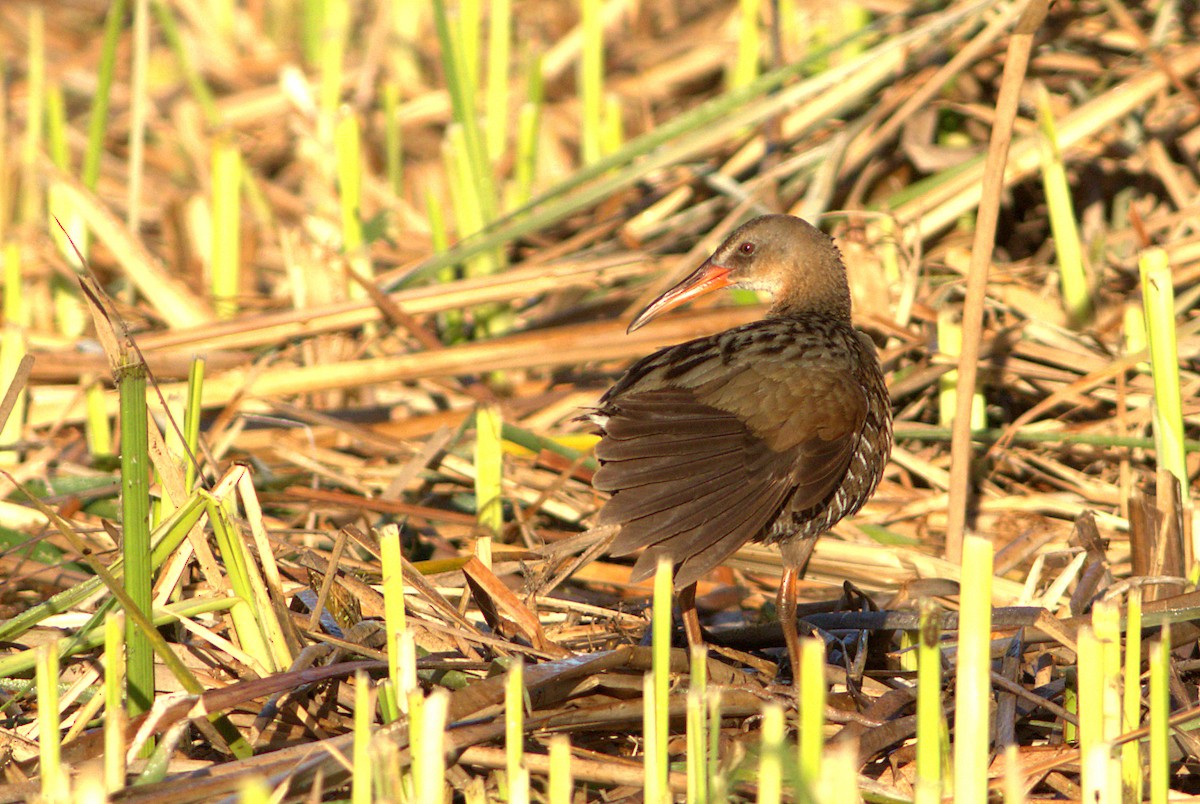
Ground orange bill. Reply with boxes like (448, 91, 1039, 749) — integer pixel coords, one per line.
(626, 259, 733, 333)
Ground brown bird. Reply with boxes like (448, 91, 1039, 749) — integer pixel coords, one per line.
(588, 214, 892, 672)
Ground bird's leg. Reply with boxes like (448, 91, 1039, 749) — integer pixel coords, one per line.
(779, 538, 819, 685)
(679, 582, 706, 653)
(777, 563, 802, 681)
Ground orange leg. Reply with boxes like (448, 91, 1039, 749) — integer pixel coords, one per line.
(679, 582, 706, 653)
(779, 538, 819, 683)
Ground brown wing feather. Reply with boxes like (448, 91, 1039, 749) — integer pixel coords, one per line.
(594, 368, 867, 587)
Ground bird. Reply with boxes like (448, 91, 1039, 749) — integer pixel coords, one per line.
(586, 214, 892, 673)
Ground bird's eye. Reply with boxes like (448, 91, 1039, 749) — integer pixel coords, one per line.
(738, 242, 756, 256)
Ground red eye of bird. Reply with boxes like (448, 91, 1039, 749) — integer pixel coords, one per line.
(739, 242, 756, 256)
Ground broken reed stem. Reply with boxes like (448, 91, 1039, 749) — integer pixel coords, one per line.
(945, 0, 1050, 562)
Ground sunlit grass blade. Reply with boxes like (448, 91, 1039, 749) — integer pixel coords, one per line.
(548, 734, 573, 804)
(1036, 84, 1090, 327)
(150, 1, 218, 123)
(474, 404, 503, 566)
(352, 670, 373, 804)
(82, 0, 127, 192)
(317, 0, 349, 142)
(938, 308, 985, 430)
(651, 557, 671, 802)
(104, 612, 126, 793)
(205, 497, 278, 675)
(579, 0, 604, 164)
(506, 656, 528, 803)
(485, 0, 511, 163)
(1002, 743, 1023, 804)
(118, 359, 154, 724)
(383, 81, 404, 196)
(708, 686, 725, 802)
(915, 598, 945, 804)
(0, 243, 27, 464)
(432, 0, 495, 222)
(1148, 624, 1170, 804)
(1121, 590, 1143, 801)
(416, 688, 449, 803)
(687, 645, 708, 804)
(729, 0, 762, 90)
(38, 637, 66, 802)
(380, 523, 407, 707)
(21, 5, 44, 225)
(953, 535, 993, 804)
(797, 637, 825, 790)
(757, 702, 783, 804)
(512, 55, 543, 207)
(1139, 248, 1191, 512)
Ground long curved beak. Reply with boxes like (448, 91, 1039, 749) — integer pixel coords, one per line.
(626, 259, 733, 333)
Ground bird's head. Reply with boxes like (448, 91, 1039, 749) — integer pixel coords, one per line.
(627, 214, 851, 333)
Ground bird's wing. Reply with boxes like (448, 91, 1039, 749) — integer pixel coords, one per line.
(593, 361, 867, 587)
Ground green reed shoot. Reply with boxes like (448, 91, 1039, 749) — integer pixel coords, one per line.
(579, 0, 604, 164)
(651, 558, 672, 800)
(758, 702, 784, 804)
(485, 0, 511, 162)
(687, 645, 708, 804)
(506, 656, 529, 801)
(798, 637, 825, 787)
(548, 734, 573, 803)
(352, 670, 373, 804)
(38, 638, 65, 802)
(730, 0, 761, 90)
(1139, 248, 1190, 508)
(104, 612, 126, 792)
(915, 599, 945, 804)
(1036, 84, 1091, 328)
(953, 535, 993, 804)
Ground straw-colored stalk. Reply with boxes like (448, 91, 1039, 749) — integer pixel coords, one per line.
(1148, 624, 1170, 804)
(505, 656, 528, 801)
(1121, 590, 1144, 801)
(413, 689, 449, 803)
